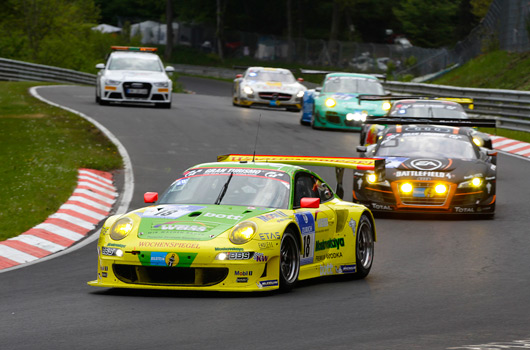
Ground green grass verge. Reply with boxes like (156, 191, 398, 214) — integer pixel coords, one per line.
(0, 81, 122, 241)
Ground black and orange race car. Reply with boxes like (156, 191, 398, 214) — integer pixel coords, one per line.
(354, 117, 497, 217)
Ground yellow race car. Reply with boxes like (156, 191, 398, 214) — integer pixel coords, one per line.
(88, 155, 384, 292)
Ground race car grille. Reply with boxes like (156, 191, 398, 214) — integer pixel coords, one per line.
(398, 182, 448, 206)
(258, 92, 292, 101)
(123, 82, 152, 98)
(325, 112, 341, 124)
(113, 264, 228, 286)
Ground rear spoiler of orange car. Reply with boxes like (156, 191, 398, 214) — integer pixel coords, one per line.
(217, 154, 385, 199)
(362, 116, 497, 128)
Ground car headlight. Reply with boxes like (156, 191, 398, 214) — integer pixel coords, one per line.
(472, 137, 484, 147)
(458, 177, 483, 188)
(229, 221, 257, 245)
(154, 81, 169, 88)
(110, 217, 134, 241)
(105, 79, 121, 85)
(297, 90, 305, 98)
(243, 86, 254, 95)
(434, 184, 448, 194)
(346, 111, 368, 122)
(382, 101, 392, 111)
(325, 98, 336, 108)
(400, 183, 413, 194)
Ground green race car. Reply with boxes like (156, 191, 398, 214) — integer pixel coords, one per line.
(301, 73, 391, 131)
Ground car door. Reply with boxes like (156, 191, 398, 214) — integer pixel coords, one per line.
(293, 171, 337, 267)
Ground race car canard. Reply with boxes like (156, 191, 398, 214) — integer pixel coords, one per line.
(88, 155, 383, 292)
(355, 123, 497, 217)
(232, 67, 307, 112)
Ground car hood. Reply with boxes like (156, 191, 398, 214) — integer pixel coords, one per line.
(319, 93, 384, 112)
(380, 156, 494, 182)
(244, 80, 304, 93)
(103, 70, 169, 82)
(130, 204, 278, 241)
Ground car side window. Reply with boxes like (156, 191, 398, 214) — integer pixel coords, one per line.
(293, 172, 333, 207)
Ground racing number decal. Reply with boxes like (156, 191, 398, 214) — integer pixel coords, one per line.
(295, 212, 315, 266)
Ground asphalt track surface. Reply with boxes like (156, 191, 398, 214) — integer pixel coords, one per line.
(1, 76, 530, 350)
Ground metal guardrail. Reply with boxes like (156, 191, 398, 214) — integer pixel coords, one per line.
(1, 58, 529, 132)
(383, 81, 530, 132)
(0, 58, 96, 85)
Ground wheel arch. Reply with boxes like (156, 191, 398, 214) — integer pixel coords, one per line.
(360, 209, 377, 242)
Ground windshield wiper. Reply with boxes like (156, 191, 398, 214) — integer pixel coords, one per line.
(215, 172, 234, 205)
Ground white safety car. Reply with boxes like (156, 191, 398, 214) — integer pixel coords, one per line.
(232, 67, 307, 112)
(95, 46, 174, 108)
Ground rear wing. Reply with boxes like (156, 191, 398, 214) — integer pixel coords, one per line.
(358, 95, 474, 110)
(217, 154, 385, 199)
(363, 116, 497, 128)
(299, 69, 386, 81)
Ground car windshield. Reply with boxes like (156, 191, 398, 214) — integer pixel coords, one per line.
(246, 70, 296, 83)
(323, 77, 385, 94)
(389, 102, 467, 119)
(107, 56, 163, 72)
(376, 134, 477, 159)
(159, 169, 291, 209)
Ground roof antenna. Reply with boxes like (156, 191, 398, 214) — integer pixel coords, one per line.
(252, 114, 262, 162)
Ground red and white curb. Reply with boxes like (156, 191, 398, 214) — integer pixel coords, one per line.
(0, 169, 117, 270)
(491, 135, 530, 158)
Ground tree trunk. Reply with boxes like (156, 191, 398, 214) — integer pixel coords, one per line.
(165, 0, 173, 61)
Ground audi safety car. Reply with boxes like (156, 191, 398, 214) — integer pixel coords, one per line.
(95, 46, 174, 108)
(354, 118, 497, 216)
(300, 72, 391, 130)
(88, 155, 385, 292)
(232, 67, 307, 112)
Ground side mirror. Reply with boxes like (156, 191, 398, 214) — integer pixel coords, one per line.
(236, 74, 243, 78)
(300, 197, 320, 208)
(357, 146, 367, 153)
(315, 87, 322, 92)
(165, 66, 175, 72)
(144, 192, 159, 203)
(95, 63, 105, 69)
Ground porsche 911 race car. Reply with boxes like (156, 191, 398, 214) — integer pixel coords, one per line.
(354, 118, 497, 216)
(232, 67, 307, 112)
(95, 46, 175, 108)
(88, 155, 385, 292)
(359, 97, 493, 149)
(300, 72, 391, 130)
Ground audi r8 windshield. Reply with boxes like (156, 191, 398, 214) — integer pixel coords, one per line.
(323, 77, 385, 94)
(159, 169, 291, 209)
(376, 134, 478, 159)
(389, 102, 468, 119)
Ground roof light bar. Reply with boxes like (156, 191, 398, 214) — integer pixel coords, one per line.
(111, 46, 157, 52)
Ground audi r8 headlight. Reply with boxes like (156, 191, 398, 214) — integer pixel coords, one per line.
(229, 221, 258, 245)
(400, 183, 413, 194)
(105, 79, 121, 85)
(297, 90, 305, 98)
(325, 98, 336, 108)
(154, 81, 169, 88)
(382, 101, 392, 111)
(110, 217, 134, 241)
(458, 177, 483, 188)
(243, 86, 254, 95)
(434, 184, 448, 194)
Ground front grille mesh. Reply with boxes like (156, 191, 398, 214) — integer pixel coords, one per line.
(258, 92, 292, 101)
(113, 264, 228, 286)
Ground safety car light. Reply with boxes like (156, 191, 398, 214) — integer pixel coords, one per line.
(297, 90, 305, 98)
(325, 98, 336, 108)
(382, 101, 392, 111)
(435, 184, 448, 194)
(110, 217, 134, 241)
(400, 183, 413, 193)
(243, 86, 254, 95)
(229, 221, 257, 245)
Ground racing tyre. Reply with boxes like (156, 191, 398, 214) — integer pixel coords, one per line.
(279, 230, 300, 292)
(352, 214, 375, 279)
(99, 98, 109, 106)
(95, 94, 100, 103)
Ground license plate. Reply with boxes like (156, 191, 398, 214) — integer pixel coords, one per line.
(269, 100, 280, 106)
(127, 88, 148, 94)
(412, 188, 426, 197)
